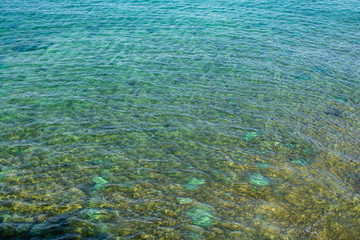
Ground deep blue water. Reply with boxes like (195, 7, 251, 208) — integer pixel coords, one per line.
(0, 0, 360, 239)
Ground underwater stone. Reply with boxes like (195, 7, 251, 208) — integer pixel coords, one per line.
(98, 223, 109, 233)
(290, 158, 309, 166)
(177, 197, 193, 205)
(324, 106, 342, 118)
(80, 208, 108, 222)
(0, 166, 11, 181)
(92, 176, 108, 191)
(89, 196, 104, 208)
(92, 159, 104, 165)
(1, 214, 11, 222)
(222, 170, 237, 183)
(244, 131, 259, 141)
(256, 162, 270, 170)
(191, 209, 214, 227)
(285, 142, 297, 149)
(185, 177, 205, 190)
(249, 173, 270, 186)
(334, 96, 348, 102)
(190, 232, 203, 240)
(186, 203, 216, 227)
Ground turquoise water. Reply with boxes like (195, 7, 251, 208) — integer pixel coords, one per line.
(1, 0, 360, 239)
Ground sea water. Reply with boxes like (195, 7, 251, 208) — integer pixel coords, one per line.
(0, 0, 360, 239)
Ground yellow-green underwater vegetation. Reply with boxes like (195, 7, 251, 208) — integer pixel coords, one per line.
(1, 0, 360, 239)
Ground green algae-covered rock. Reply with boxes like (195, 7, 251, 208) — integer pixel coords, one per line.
(92, 176, 108, 191)
(244, 131, 259, 141)
(185, 177, 205, 190)
(290, 158, 309, 166)
(249, 173, 270, 186)
(186, 203, 216, 227)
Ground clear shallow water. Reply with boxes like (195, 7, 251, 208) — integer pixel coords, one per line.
(0, 0, 360, 239)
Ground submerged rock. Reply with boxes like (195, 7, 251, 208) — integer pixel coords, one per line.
(191, 209, 214, 226)
(256, 162, 270, 170)
(80, 208, 110, 222)
(185, 177, 205, 190)
(324, 106, 343, 118)
(177, 197, 193, 205)
(290, 158, 309, 166)
(285, 142, 297, 149)
(92, 176, 108, 191)
(186, 203, 216, 227)
(0, 166, 11, 181)
(244, 131, 259, 141)
(249, 173, 270, 186)
(190, 232, 203, 240)
(334, 95, 348, 103)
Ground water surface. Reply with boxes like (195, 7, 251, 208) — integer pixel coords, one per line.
(1, 0, 360, 239)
